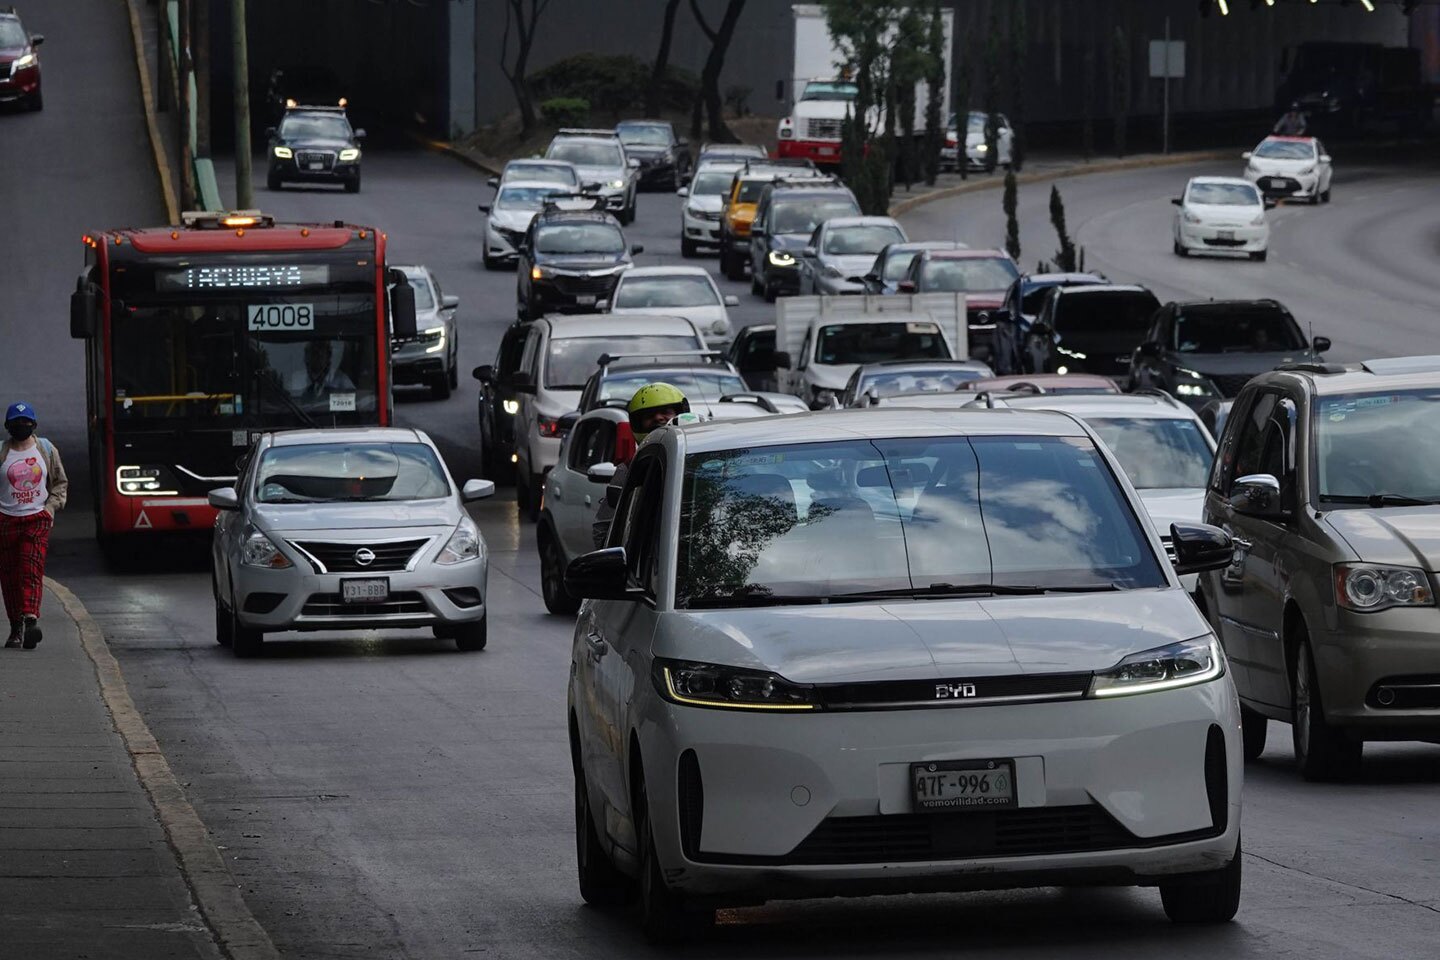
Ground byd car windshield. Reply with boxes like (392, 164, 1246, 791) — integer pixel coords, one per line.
(255, 442, 450, 503)
(1316, 390, 1440, 502)
(676, 435, 1166, 607)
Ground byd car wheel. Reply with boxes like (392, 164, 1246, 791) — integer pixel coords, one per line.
(573, 757, 631, 907)
(635, 772, 713, 943)
(1240, 705, 1268, 762)
(1159, 834, 1243, 923)
(1292, 636, 1362, 781)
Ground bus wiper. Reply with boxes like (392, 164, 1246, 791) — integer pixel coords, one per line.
(254, 374, 320, 429)
(1320, 493, 1440, 507)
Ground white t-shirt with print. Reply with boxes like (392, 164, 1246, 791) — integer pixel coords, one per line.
(0, 446, 49, 517)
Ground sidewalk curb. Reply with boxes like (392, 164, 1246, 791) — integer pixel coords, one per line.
(890, 149, 1236, 217)
(47, 578, 282, 960)
(123, 0, 180, 225)
(408, 131, 503, 177)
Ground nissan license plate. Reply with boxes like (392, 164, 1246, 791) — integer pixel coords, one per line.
(911, 759, 1016, 812)
(575, 294, 597, 306)
(341, 578, 389, 604)
(1217, 230, 1235, 241)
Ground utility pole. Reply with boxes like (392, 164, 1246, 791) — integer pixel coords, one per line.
(232, 0, 253, 210)
(180, 0, 195, 210)
(1162, 16, 1171, 155)
(195, 0, 211, 157)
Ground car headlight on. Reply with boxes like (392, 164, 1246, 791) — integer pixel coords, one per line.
(241, 529, 292, 569)
(421, 326, 447, 353)
(502, 399, 520, 415)
(1335, 563, 1434, 612)
(14, 52, 36, 69)
(339, 148, 361, 162)
(974, 142, 989, 153)
(273, 146, 293, 159)
(436, 515, 483, 565)
(608, 179, 625, 189)
(531, 266, 549, 280)
(653, 658, 818, 711)
(1089, 636, 1224, 698)
(1172, 369, 1219, 397)
(768, 250, 796, 267)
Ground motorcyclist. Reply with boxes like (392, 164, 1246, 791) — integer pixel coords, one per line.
(1273, 102, 1308, 136)
(591, 382, 691, 548)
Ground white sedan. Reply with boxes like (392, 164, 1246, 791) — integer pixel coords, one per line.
(1241, 136, 1332, 204)
(941, 111, 1013, 171)
(602, 265, 738, 347)
(1172, 177, 1270, 262)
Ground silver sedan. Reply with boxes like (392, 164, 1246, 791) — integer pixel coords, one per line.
(209, 427, 494, 657)
(798, 215, 908, 296)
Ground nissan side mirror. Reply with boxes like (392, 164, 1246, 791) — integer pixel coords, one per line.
(587, 462, 617, 484)
(1313, 336, 1331, 353)
(478, 203, 492, 213)
(462, 479, 496, 502)
(723, 295, 739, 306)
(473, 364, 494, 383)
(512, 372, 536, 394)
(1230, 473, 1285, 519)
(387, 269, 418, 340)
(441, 295, 460, 311)
(564, 547, 640, 601)
(207, 487, 240, 511)
(1169, 522, 1234, 575)
(774, 351, 793, 369)
(630, 244, 644, 255)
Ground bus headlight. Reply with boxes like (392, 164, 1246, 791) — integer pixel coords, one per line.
(115, 465, 178, 496)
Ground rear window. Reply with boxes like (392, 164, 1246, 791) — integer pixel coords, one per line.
(772, 197, 862, 235)
(614, 275, 719, 309)
(548, 141, 621, 167)
(546, 335, 701, 389)
(824, 224, 906, 256)
(1054, 292, 1159, 335)
(816, 322, 950, 365)
(919, 257, 1019, 292)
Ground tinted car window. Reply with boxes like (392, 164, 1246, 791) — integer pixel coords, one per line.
(1083, 417, 1213, 489)
(816, 323, 951, 364)
(535, 223, 625, 254)
(1053, 291, 1159, 335)
(614, 276, 719, 309)
(772, 197, 862, 235)
(617, 123, 671, 146)
(279, 115, 351, 139)
(920, 257, 1020, 291)
(1173, 307, 1304, 353)
(255, 442, 449, 503)
(676, 435, 1165, 606)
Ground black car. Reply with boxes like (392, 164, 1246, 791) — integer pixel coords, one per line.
(1130, 299, 1330, 407)
(0, 9, 43, 111)
(266, 106, 364, 192)
(725, 323, 778, 392)
(615, 119, 691, 190)
(515, 197, 642, 321)
(990, 272, 1109, 374)
(840, 359, 995, 407)
(748, 177, 860, 301)
(472, 322, 531, 483)
(1023, 284, 1161, 381)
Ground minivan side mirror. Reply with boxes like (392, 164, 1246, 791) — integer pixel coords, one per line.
(1230, 474, 1285, 519)
(1312, 336, 1331, 353)
(564, 547, 641, 601)
(1169, 522, 1234, 575)
(207, 487, 240, 511)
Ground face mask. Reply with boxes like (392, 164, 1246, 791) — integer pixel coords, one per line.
(6, 423, 35, 441)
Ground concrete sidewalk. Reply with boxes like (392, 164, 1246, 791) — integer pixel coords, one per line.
(0, 586, 222, 958)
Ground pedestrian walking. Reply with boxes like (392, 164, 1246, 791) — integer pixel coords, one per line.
(0, 402, 67, 650)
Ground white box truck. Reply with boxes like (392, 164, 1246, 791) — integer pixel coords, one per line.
(775, 3, 953, 165)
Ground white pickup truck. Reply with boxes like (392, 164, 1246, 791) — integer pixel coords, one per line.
(774, 294, 970, 408)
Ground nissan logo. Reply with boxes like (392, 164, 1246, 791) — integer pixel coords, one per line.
(353, 547, 377, 567)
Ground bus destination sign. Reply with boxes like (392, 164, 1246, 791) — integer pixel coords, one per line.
(156, 264, 330, 291)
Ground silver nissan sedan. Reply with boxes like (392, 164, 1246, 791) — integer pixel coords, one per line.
(208, 427, 494, 657)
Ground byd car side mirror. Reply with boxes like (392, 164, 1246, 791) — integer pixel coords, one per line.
(564, 547, 641, 601)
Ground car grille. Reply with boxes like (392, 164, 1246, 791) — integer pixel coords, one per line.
(550, 273, 619, 296)
(496, 227, 526, 247)
(300, 591, 429, 618)
(816, 672, 1092, 710)
(0, 61, 12, 79)
(806, 118, 843, 140)
(289, 539, 428, 573)
(1257, 176, 1301, 195)
(296, 150, 335, 170)
(1201, 237, 1247, 248)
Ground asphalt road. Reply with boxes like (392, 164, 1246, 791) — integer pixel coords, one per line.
(4, 6, 1440, 953)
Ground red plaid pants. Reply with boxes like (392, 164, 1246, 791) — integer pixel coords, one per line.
(0, 511, 52, 621)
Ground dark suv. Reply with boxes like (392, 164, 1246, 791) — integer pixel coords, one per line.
(472, 321, 530, 483)
(748, 178, 860, 301)
(266, 105, 365, 192)
(1131, 299, 1330, 407)
(0, 10, 43, 111)
(615, 119, 691, 190)
(515, 197, 643, 321)
(989, 272, 1109, 374)
(1022, 284, 1160, 381)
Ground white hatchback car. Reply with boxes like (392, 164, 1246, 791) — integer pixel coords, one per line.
(1242, 135, 1332, 204)
(565, 409, 1242, 941)
(1172, 177, 1270, 262)
(676, 160, 743, 258)
(602, 266, 737, 347)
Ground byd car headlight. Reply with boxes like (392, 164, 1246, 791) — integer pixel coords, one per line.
(437, 516, 482, 565)
(241, 529, 292, 569)
(1335, 563, 1434, 612)
(653, 658, 818, 711)
(1089, 636, 1224, 698)
(768, 250, 796, 267)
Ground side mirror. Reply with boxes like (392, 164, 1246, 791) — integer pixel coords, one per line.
(723, 295, 739, 306)
(1170, 197, 1183, 206)
(1230, 473, 1285, 519)
(441, 294, 460, 311)
(604, 485, 622, 509)
(70, 282, 98, 340)
(676, 186, 689, 197)
(265, 126, 277, 139)
(750, 226, 767, 237)
(1137, 341, 1162, 358)
(473, 364, 494, 383)
(512, 371, 536, 394)
(558, 411, 581, 434)
(897, 280, 917, 293)
(354, 129, 367, 140)
(1319, 154, 1332, 164)
(1241, 151, 1253, 160)
(627, 158, 641, 169)
(847, 276, 867, 285)
(1263, 197, 1278, 210)
(630, 244, 644, 255)
(595, 299, 610, 311)
(30, 34, 44, 46)
(487, 176, 500, 188)
(1169, 522, 1234, 575)
(803, 245, 817, 257)
(462, 479, 496, 502)
(207, 487, 240, 511)
(587, 461, 617, 484)
(774, 351, 793, 369)
(477, 203, 491, 213)
(564, 547, 640, 601)
(388, 269, 418, 340)
(1312, 336, 1331, 353)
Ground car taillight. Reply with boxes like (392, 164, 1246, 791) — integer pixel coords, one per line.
(945, 138, 957, 147)
(538, 415, 562, 437)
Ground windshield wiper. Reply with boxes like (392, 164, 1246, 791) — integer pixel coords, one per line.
(254, 374, 321, 429)
(829, 582, 1121, 601)
(1319, 493, 1440, 508)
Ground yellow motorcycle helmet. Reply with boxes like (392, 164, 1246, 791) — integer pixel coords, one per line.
(628, 382, 690, 442)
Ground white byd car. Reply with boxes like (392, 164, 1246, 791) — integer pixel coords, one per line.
(1173, 177, 1270, 262)
(565, 409, 1243, 941)
(1242, 136, 1332, 204)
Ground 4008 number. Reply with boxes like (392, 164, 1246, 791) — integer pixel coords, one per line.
(247, 303, 315, 331)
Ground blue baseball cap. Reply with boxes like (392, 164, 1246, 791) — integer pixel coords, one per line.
(5, 402, 36, 423)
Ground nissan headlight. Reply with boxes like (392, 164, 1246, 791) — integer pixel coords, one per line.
(273, 146, 294, 159)
(768, 250, 796, 267)
(241, 529, 292, 569)
(1089, 637, 1224, 698)
(437, 516, 483, 565)
(1335, 564, 1434, 612)
(13, 52, 36, 69)
(339, 148, 361, 162)
(653, 658, 818, 711)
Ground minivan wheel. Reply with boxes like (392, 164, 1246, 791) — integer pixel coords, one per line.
(635, 774, 713, 944)
(1292, 637, 1362, 781)
(1240, 704, 1268, 762)
(1159, 835, 1242, 923)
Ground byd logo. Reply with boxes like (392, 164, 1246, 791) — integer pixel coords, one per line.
(935, 682, 978, 700)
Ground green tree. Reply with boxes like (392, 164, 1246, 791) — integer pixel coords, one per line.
(983, 1, 1002, 171)
(1002, 168, 1020, 261)
(953, 61, 970, 180)
(1048, 184, 1081, 272)
(1007, 0, 1027, 171)
(921, 1, 945, 185)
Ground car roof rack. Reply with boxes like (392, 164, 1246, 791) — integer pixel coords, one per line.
(556, 127, 621, 139)
(597, 350, 726, 368)
(1128, 387, 1184, 407)
(768, 175, 844, 188)
(284, 102, 347, 112)
(718, 393, 781, 413)
(739, 157, 816, 172)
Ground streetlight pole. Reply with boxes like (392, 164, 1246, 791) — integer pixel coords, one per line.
(231, 0, 252, 209)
